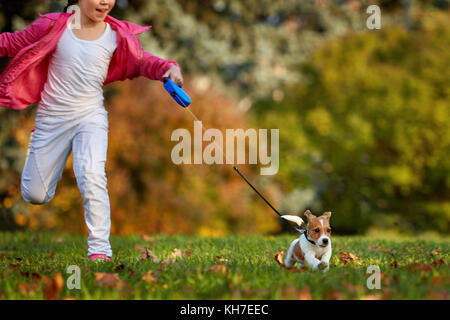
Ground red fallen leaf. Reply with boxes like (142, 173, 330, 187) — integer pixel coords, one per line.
(390, 261, 398, 268)
(43, 273, 64, 300)
(47, 253, 55, 259)
(94, 273, 120, 288)
(141, 270, 156, 283)
(185, 249, 193, 256)
(32, 272, 41, 280)
(20, 271, 29, 277)
(381, 273, 390, 285)
(406, 262, 433, 273)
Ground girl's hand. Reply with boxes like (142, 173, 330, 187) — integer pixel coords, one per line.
(162, 65, 183, 86)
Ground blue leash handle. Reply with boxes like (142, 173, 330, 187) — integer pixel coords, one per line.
(163, 78, 191, 108)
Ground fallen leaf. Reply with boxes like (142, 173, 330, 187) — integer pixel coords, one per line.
(360, 294, 382, 300)
(17, 282, 40, 296)
(55, 238, 64, 243)
(94, 273, 120, 288)
(429, 289, 448, 300)
(297, 286, 312, 300)
(206, 264, 227, 275)
(185, 249, 194, 256)
(43, 273, 64, 300)
(137, 246, 160, 263)
(159, 248, 183, 269)
(141, 270, 156, 283)
(274, 251, 285, 266)
(168, 248, 182, 261)
(431, 249, 440, 256)
(339, 251, 362, 265)
(432, 276, 442, 286)
(324, 290, 345, 300)
(141, 234, 155, 242)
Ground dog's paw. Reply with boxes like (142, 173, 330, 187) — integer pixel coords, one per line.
(318, 261, 328, 270)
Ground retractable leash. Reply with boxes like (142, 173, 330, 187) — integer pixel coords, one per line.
(163, 78, 289, 222)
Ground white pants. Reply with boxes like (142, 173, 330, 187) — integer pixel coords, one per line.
(21, 107, 112, 257)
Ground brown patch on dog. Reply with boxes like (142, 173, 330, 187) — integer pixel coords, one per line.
(293, 241, 305, 262)
(274, 251, 307, 272)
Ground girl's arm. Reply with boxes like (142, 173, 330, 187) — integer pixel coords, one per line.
(0, 16, 51, 58)
(139, 48, 181, 82)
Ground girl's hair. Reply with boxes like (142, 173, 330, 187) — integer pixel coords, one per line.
(63, 0, 79, 13)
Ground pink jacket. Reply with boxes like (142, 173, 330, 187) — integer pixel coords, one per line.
(0, 11, 180, 110)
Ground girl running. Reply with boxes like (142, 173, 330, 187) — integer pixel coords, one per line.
(0, 0, 183, 261)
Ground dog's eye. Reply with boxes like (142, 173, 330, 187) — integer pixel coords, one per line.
(327, 229, 332, 233)
(315, 228, 320, 233)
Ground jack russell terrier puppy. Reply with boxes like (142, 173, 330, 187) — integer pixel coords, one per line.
(282, 210, 332, 272)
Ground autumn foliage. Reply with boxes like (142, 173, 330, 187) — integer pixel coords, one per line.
(8, 76, 280, 235)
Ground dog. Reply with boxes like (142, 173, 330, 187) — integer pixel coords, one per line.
(281, 210, 332, 272)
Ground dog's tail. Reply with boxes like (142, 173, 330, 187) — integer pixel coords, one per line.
(281, 215, 305, 232)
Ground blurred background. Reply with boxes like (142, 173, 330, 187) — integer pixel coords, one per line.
(0, 0, 448, 237)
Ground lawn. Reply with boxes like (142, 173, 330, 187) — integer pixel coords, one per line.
(0, 232, 448, 300)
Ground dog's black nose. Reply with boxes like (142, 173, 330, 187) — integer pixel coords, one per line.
(323, 238, 328, 244)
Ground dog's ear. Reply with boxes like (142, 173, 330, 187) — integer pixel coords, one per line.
(321, 211, 332, 220)
(303, 209, 315, 221)
(281, 215, 305, 230)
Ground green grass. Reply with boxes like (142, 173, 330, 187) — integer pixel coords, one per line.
(0, 232, 448, 300)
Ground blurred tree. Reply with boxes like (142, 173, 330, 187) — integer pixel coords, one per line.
(1, 0, 448, 234)
(252, 10, 450, 234)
